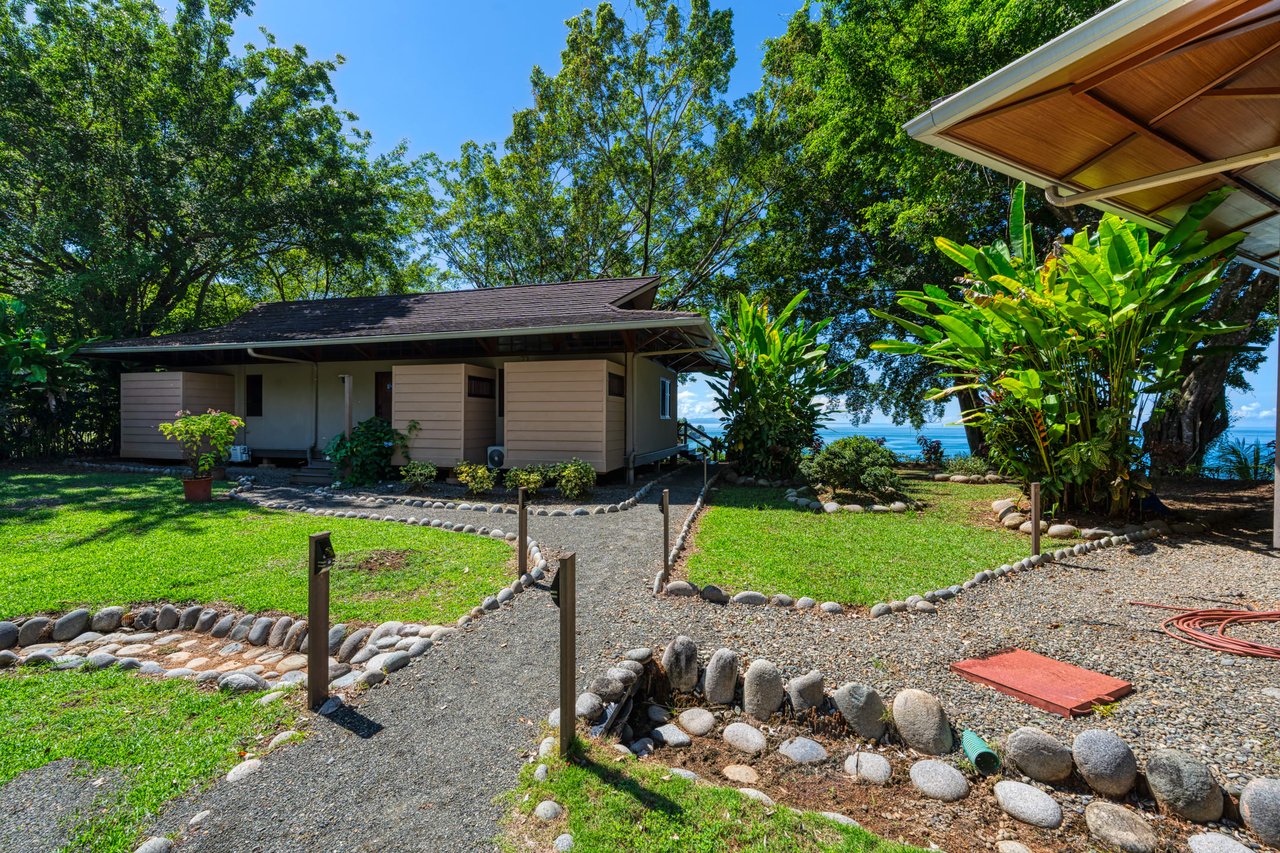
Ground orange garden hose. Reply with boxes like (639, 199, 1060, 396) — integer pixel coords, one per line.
(1130, 602, 1280, 660)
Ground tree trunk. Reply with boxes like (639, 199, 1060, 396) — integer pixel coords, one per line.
(956, 387, 989, 456)
(1145, 265, 1277, 471)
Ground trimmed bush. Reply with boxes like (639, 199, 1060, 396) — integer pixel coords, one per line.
(325, 417, 410, 487)
(555, 458, 596, 500)
(504, 464, 553, 496)
(454, 461, 496, 495)
(943, 453, 989, 476)
(401, 460, 438, 490)
(799, 436, 901, 500)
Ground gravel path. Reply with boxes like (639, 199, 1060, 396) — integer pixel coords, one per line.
(148, 471, 1279, 849)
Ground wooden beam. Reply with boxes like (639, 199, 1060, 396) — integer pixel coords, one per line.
(952, 84, 1074, 130)
(1071, 0, 1274, 94)
(1060, 133, 1141, 181)
(1150, 41, 1280, 124)
(1161, 7, 1280, 59)
(1200, 86, 1280, 98)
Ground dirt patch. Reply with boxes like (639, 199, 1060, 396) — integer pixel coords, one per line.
(4, 497, 65, 511)
(343, 549, 411, 573)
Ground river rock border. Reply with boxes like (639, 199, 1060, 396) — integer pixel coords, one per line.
(538, 633, 1278, 852)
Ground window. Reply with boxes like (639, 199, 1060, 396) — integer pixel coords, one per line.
(659, 377, 672, 419)
(245, 374, 263, 417)
(468, 375, 495, 398)
(608, 372, 626, 398)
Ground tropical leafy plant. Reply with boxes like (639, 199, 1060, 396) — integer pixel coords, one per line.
(710, 291, 847, 479)
(943, 453, 989, 476)
(799, 436, 901, 500)
(454, 461, 496, 495)
(325, 417, 410, 487)
(157, 410, 245, 479)
(873, 184, 1246, 515)
(1210, 438, 1275, 481)
(400, 460, 438, 491)
(915, 435, 945, 468)
(555, 459, 597, 501)
(1, 298, 93, 459)
(504, 464, 555, 497)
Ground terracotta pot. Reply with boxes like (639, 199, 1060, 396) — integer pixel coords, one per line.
(182, 476, 213, 502)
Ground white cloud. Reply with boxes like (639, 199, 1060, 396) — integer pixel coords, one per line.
(1235, 401, 1275, 421)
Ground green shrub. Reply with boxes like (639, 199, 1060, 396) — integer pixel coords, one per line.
(454, 460, 496, 495)
(555, 458, 596, 500)
(325, 417, 409, 487)
(505, 464, 554, 496)
(401, 460, 438, 490)
(799, 436, 901, 499)
(944, 453, 989, 475)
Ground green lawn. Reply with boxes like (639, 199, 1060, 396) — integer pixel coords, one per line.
(0, 666, 295, 852)
(503, 740, 921, 853)
(685, 477, 1043, 605)
(0, 469, 514, 623)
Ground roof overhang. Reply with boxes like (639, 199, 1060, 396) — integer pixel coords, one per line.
(906, 0, 1280, 275)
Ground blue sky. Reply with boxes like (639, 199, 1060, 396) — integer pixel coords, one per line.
(234, 1, 1277, 430)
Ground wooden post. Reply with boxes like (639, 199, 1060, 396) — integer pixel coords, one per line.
(558, 553, 577, 759)
(661, 488, 671, 581)
(517, 486, 528, 577)
(1030, 482, 1042, 557)
(307, 531, 334, 710)
(703, 455, 708, 491)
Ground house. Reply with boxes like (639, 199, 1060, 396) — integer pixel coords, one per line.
(84, 277, 726, 480)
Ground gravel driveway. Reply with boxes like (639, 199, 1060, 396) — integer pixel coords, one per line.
(149, 471, 1280, 850)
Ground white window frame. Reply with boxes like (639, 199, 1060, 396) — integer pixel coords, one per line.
(659, 377, 672, 420)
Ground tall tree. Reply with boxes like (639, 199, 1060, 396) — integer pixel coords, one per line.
(417, 0, 773, 305)
(0, 0, 412, 341)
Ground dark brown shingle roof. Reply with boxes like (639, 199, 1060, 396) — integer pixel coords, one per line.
(88, 277, 709, 352)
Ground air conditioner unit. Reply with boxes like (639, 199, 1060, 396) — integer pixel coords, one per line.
(487, 445, 506, 468)
(228, 445, 251, 463)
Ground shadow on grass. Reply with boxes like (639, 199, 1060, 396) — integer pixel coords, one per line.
(574, 752, 682, 818)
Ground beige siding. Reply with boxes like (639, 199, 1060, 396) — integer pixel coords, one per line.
(119, 371, 233, 459)
(393, 364, 463, 466)
(504, 360, 610, 471)
(633, 357, 679, 455)
(462, 366, 497, 464)
(605, 362, 626, 471)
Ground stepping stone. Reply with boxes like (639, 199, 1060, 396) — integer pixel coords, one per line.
(722, 764, 758, 784)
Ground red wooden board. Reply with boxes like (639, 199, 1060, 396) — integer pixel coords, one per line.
(950, 648, 1133, 718)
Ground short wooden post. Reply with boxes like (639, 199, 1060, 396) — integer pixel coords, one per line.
(661, 488, 671, 582)
(1030, 482, 1042, 557)
(307, 531, 335, 710)
(703, 455, 708, 490)
(558, 553, 577, 759)
(517, 486, 528, 577)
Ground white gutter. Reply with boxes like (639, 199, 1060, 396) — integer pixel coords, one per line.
(1046, 144, 1280, 206)
(904, 0, 1189, 140)
(247, 347, 319, 455)
(86, 316, 721, 357)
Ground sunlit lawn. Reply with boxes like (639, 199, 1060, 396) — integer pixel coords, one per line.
(0, 666, 295, 852)
(684, 476, 1047, 605)
(502, 738, 923, 853)
(0, 469, 514, 623)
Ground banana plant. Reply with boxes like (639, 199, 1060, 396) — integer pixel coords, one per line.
(872, 184, 1245, 516)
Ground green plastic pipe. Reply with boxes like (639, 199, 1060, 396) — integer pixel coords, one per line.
(961, 729, 1001, 776)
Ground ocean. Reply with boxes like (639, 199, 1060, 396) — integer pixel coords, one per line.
(684, 419, 1276, 462)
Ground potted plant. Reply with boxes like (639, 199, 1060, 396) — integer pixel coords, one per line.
(158, 409, 245, 502)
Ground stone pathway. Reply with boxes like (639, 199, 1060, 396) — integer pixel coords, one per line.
(148, 468, 710, 852)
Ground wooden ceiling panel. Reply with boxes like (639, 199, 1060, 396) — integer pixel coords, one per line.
(1071, 134, 1201, 191)
(950, 95, 1131, 178)
(1113, 177, 1225, 214)
(1159, 97, 1280, 158)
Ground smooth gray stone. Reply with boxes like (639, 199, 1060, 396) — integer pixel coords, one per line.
(796, 597, 817, 609)
(703, 648, 739, 705)
(786, 670, 824, 712)
(379, 651, 410, 673)
(283, 620, 307, 651)
(1241, 777, 1280, 847)
(994, 780, 1062, 828)
(23, 651, 54, 666)
(1073, 729, 1137, 797)
(156, 604, 179, 632)
(368, 621, 403, 643)
(138, 661, 165, 675)
(336, 627, 371, 663)
(731, 590, 767, 606)
(723, 722, 766, 755)
(0, 650, 18, 668)
(892, 689, 953, 755)
(587, 676, 625, 704)
(1006, 726, 1073, 783)
(210, 614, 236, 638)
(496, 587, 514, 604)
(91, 607, 125, 633)
(1084, 802, 1158, 853)
(54, 655, 86, 670)
(664, 580, 697, 596)
(133, 837, 173, 853)
(351, 644, 380, 665)
(778, 736, 828, 764)
(844, 752, 891, 785)
(677, 708, 716, 737)
(662, 635, 698, 693)
(267, 616, 294, 647)
(0, 622, 19, 651)
(132, 607, 157, 630)
(534, 800, 563, 821)
(819, 601, 844, 614)
(52, 609, 91, 641)
(327, 623, 347, 654)
(834, 683, 886, 740)
(1146, 749, 1223, 822)
(218, 671, 267, 693)
(83, 653, 118, 671)
(576, 692, 604, 720)
(229, 614, 256, 641)
(909, 759, 969, 801)
(606, 666, 637, 686)
(247, 617, 274, 646)
(1187, 833, 1252, 853)
(178, 606, 202, 631)
(614, 659, 644, 677)
(623, 647, 652, 663)
(869, 603, 892, 618)
(652, 724, 691, 748)
(743, 659, 784, 720)
(18, 616, 51, 647)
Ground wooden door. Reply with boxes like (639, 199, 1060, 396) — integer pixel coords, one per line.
(375, 371, 393, 420)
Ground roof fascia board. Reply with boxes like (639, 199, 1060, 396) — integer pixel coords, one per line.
(904, 0, 1190, 141)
